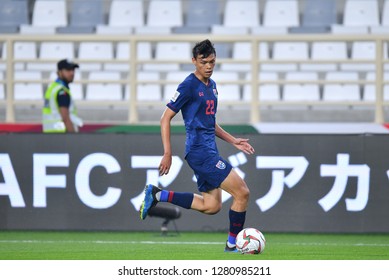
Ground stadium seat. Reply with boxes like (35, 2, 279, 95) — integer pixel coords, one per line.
(49, 71, 83, 100)
(9, 42, 38, 71)
(331, 25, 369, 34)
(13, 71, 43, 100)
(221, 42, 269, 72)
(341, 42, 375, 72)
(146, 0, 183, 27)
(143, 42, 191, 72)
(78, 42, 114, 71)
(363, 72, 389, 101)
(163, 71, 190, 101)
(0, 0, 29, 33)
(211, 26, 249, 34)
(96, 0, 144, 34)
(262, 42, 308, 72)
(243, 72, 281, 102)
(134, 26, 172, 34)
(174, 0, 221, 33)
(211, 72, 241, 102)
(27, 42, 75, 71)
(301, 42, 347, 72)
(263, 0, 299, 27)
(322, 72, 360, 101)
(125, 71, 161, 101)
(283, 72, 320, 101)
(105, 42, 152, 72)
(86, 71, 122, 101)
(20, 0, 66, 33)
(108, 0, 144, 27)
(343, 0, 379, 27)
(57, 0, 104, 33)
(223, 0, 259, 27)
(290, 0, 336, 33)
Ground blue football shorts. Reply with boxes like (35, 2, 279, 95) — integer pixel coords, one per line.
(185, 150, 232, 193)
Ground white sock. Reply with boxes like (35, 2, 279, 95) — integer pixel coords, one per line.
(155, 192, 161, 201)
(227, 241, 235, 248)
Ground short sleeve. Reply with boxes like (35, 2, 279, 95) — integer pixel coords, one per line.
(167, 81, 192, 113)
(57, 90, 71, 108)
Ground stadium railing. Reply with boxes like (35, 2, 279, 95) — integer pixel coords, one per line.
(0, 34, 387, 124)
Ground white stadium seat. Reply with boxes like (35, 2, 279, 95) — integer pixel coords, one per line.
(323, 72, 360, 101)
(343, 0, 379, 27)
(243, 72, 281, 102)
(223, 0, 259, 27)
(211, 72, 241, 102)
(86, 71, 122, 101)
(283, 72, 320, 101)
(263, 0, 299, 27)
(125, 72, 161, 101)
(78, 42, 114, 71)
(14, 71, 43, 100)
(146, 0, 183, 27)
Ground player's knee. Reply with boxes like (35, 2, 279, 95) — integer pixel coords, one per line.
(238, 184, 250, 203)
(204, 203, 222, 215)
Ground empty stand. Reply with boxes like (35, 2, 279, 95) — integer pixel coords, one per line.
(0, 0, 29, 33)
(96, 0, 144, 34)
(291, 0, 336, 33)
(341, 41, 375, 72)
(125, 72, 161, 101)
(263, 0, 299, 27)
(14, 71, 43, 100)
(57, 0, 104, 34)
(146, 0, 183, 28)
(163, 71, 190, 101)
(108, 0, 144, 27)
(343, 0, 379, 27)
(363, 72, 389, 101)
(86, 71, 122, 101)
(105, 42, 152, 72)
(283, 72, 320, 101)
(243, 72, 281, 102)
(221, 42, 269, 72)
(78, 42, 114, 71)
(211, 72, 241, 102)
(20, 0, 66, 34)
(143, 42, 191, 72)
(301, 42, 348, 71)
(262, 42, 308, 72)
(174, 0, 221, 33)
(323, 72, 360, 102)
(223, 0, 259, 27)
(27, 42, 75, 71)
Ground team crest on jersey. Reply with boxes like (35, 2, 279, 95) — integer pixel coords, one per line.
(170, 91, 180, 102)
(213, 88, 218, 98)
(216, 160, 226, 170)
(199, 91, 204, 97)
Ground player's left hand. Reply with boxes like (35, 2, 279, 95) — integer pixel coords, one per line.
(233, 138, 255, 155)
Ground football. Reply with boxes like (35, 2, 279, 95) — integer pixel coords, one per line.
(236, 228, 266, 254)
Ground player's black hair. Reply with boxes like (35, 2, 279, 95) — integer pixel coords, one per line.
(192, 39, 216, 59)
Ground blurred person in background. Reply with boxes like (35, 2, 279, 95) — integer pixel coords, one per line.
(42, 59, 83, 133)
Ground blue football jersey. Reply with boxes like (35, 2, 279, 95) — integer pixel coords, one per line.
(167, 73, 219, 156)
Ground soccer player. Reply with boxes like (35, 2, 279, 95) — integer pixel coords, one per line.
(139, 39, 255, 252)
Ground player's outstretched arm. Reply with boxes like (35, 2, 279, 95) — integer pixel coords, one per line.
(159, 108, 177, 175)
(215, 123, 255, 155)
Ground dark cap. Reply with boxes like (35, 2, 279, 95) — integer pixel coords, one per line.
(57, 59, 79, 70)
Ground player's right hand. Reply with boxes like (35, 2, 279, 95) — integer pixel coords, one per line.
(159, 154, 172, 176)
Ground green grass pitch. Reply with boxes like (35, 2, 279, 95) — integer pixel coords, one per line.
(0, 231, 388, 260)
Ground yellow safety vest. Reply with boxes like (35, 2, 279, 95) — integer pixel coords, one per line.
(42, 81, 78, 133)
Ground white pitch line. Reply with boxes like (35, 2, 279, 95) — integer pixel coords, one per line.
(0, 240, 389, 247)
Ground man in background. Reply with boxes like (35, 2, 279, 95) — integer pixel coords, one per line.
(42, 59, 83, 133)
